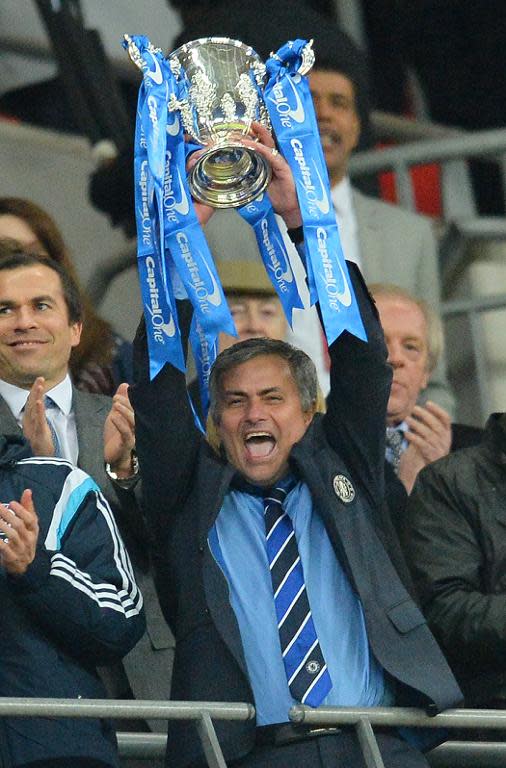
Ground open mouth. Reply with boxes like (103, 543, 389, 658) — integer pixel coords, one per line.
(244, 431, 276, 460)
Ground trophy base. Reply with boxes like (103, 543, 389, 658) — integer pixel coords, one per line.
(189, 142, 271, 208)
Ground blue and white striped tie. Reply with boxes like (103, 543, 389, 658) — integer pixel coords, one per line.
(44, 396, 62, 458)
(264, 485, 332, 706)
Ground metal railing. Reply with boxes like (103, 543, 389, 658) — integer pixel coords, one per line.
(2, 698, 506, 768)
(290, 705, 506, 768)
(349, 124, 506, 220)
(0, 697, 254, 768)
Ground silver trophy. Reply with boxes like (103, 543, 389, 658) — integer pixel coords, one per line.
(168, 37, 272, 208)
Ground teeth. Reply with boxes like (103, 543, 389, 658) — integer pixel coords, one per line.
(245, 433, 276, 459)
(245, 432, 272, 441)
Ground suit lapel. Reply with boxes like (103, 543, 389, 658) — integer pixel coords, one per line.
(352, 189, 382, 283)
(199, 455, 251, 678)
(291, 435, 410, 613)
(0, 396, 23, 437)
(72, 387, 109, 491)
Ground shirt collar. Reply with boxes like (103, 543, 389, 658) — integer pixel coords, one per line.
(386, 420, 409, 436)
(45, 375, 73, 415)
(0, 373, 73, 418)
(231, 471, 298, 497)
(331, 175, 354, 217)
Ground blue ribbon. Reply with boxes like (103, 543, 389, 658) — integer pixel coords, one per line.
(125, 35, 236, 423)
(238, 193, 303, 326)
(130, 37, 184, 379)
(264, 39, 367, 345)
(189, 315, 218, 428)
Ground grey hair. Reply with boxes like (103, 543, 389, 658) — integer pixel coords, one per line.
(209, 337, 318, 423)
(369, 282, 444, 374)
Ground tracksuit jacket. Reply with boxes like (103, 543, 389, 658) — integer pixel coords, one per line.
(0, 434, 145, 768)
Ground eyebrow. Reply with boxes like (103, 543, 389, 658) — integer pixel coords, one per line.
(402, 335, 424, 343)
(33, 294, 56, 304)
(223, 386, 283, 398)
(0, 294, 55, 305)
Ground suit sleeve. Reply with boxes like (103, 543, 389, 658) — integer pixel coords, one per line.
(406, 458, 506, 671)
(8, 469, 145, 665)
(129, 301, 201, 544)
(324, 261, 392, 505)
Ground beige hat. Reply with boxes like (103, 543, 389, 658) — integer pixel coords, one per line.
(216, 259, 276, 297)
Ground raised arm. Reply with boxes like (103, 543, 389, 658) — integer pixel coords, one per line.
(240, 128, 390, 502)
(324, 264, 391, 505)
(129, 300, 201, 544)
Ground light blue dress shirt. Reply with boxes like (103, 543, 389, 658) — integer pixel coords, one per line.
(209, 480, 390, 725)
(0, 375, 78, 463)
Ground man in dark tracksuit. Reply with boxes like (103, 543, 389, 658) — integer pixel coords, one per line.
(0, 434, 145, 768)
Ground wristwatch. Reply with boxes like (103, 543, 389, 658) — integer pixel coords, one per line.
(105, 451, 140, 489)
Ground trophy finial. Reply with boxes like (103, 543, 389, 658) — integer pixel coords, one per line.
(298, 40, 315, 76)
(124, 34, 145, 72)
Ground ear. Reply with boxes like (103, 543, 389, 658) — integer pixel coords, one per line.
(303, 404, 316, 427)
(70, 321, 82, 349)
(350, 112, 361, 152)
(206, 411, 222, 454)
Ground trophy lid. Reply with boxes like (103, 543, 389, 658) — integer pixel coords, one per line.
(169, 36, 263, 66)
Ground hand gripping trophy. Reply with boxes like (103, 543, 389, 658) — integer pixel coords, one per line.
(124, 34, 365, 423)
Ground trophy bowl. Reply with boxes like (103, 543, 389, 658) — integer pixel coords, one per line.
(168, 37, 272, 208)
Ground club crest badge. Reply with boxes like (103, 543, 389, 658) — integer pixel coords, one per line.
(306, 660, 321, 675)
(333, 474, 355, 503)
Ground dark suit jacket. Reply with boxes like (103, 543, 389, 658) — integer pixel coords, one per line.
(451, 422, 483, 452)
(386, 421, 484, 550)
(0, 386, 173, 724)
(131, 263, 462, 768)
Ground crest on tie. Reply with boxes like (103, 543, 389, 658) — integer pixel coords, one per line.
(332, 474, 355, 503)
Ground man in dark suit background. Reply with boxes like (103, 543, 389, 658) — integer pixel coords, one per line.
(0, 245, 173, 757)
(370, 283, 482, 495)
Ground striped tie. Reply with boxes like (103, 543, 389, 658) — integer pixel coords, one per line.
(264, 485, 332, 706)
(44, 396, 62, 458)
(385, 426, 404, 473)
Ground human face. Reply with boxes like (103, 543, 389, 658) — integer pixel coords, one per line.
(0, 265, 82, 390)
(375, 294, 430, 426)
(0, 215, 42, 252)
(309, 69, 361, 185)
(219, 294, 287, 352)
(215, 355, 314, 486)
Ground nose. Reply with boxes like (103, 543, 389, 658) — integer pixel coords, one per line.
(14, 307, 38, 330)
(314, 96, 331, 123)
(244, 397, 267, 424)
(239, 306, 265, 337)
(387, 341, 404, 370)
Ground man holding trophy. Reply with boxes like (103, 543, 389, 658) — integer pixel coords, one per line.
(126, 35, 461, 768)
